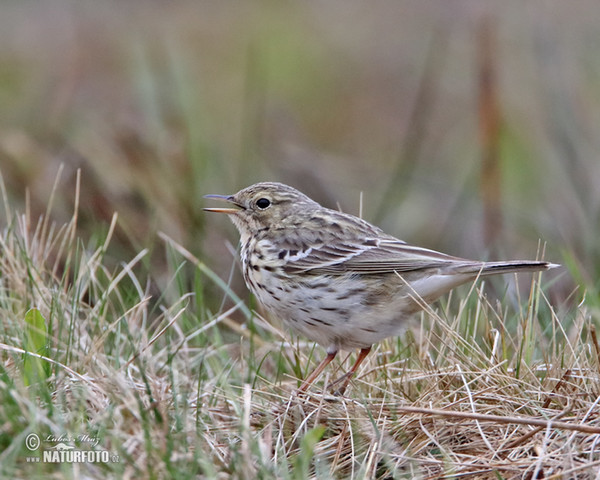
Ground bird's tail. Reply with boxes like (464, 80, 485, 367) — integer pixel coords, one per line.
(404, 260, 558, 313)
(453, 260, 559, 276)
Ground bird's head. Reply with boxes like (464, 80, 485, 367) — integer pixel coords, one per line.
(204, 182, 319, 237)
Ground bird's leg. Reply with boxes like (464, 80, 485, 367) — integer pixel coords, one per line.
(297, 351, 337, 393)
(330, 346, 372, 396)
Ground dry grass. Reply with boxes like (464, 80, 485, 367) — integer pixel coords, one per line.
(1, 3, 600, 478)
(1, 171, 598, 479)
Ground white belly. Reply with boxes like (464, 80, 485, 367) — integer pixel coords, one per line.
(247, 269, 412, 353)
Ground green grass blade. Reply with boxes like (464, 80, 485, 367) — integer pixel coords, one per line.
(22, 308, 49, 386)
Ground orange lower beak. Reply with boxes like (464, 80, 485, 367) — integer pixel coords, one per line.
(203, 207, 240, 214)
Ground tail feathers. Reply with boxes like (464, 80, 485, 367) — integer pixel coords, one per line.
(405, 260, 558, 311)
(452, 260, 559, 276)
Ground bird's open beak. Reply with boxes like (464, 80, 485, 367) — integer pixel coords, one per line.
(203, 194, 243, 214)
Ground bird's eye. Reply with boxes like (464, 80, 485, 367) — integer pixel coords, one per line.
(256, 198, 271, 209)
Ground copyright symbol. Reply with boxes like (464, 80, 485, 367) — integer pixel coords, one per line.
(25, 433, 40, 451)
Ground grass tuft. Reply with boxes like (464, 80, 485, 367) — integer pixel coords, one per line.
(0, 172, 598, 478)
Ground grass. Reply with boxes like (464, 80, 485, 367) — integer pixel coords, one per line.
(0, 171, 599, 479)
(2, 3, 600, 478)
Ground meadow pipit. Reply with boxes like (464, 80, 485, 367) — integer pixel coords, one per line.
(205, 182, 557, 394)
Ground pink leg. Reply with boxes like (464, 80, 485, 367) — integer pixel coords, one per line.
(330, 346, 372, 395)
(297, 351, 337, 393)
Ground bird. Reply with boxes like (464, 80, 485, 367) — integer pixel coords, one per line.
(204, 182, 557, 394)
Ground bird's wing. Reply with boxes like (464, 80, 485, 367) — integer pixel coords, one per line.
(282, 236, 465, 275)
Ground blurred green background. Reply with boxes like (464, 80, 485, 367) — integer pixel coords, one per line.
(1, 1, 598, 309)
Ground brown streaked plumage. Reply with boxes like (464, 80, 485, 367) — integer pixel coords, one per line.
(205, 182, 558, 394)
